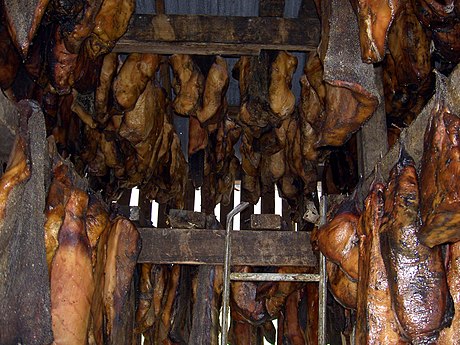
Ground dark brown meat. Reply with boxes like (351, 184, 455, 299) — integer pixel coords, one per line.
(382, 0, 433, 124)
(49, 25, 79, 95)
(357, 181, 407, 344)
(50, 188, 93, 345)
(0, 23, 20, 90)
(85, 194, 110, 265)
(113, 53, 161, 111)
(86, 0, 135, 58)
(157, 265, 180, 345)
(413, 0, 460, 64)
(380, 148, 448, 343)
(437, 242, 460, 343)
(63, 0, 104, 53)
(230, 266, 267, 324)
(103, 216, 141, 342)
(282, 289, 307, 345)
(326, 260, 357, 310)
(349, 0, 400, 63)
(314, 196, 360, 281)
(419, 83, 460, 247)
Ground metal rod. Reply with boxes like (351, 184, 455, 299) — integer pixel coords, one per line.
(230, 272, 320, 282)
(318, 194, 328, 345)
(221, 202, 249, 345)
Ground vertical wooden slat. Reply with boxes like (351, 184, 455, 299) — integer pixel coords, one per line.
(155, 0, 165, 14)
(240, 187, 254, 230)
(117, 188, 132, 206)
(185, 178, 196, 211)
(157, 203, 168, 228)
(261, 184, 275, 215)
(282, 198, 293, 231)
(138, 190, 152, 226)
(220, 185, 235, 229)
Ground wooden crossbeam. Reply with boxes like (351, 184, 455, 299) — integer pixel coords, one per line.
(138, 228, 317, 266)
(114, 14, 320, 55)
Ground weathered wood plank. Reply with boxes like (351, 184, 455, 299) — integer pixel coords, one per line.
(137, 228, 317, 266)
(115, 14, 320, 55)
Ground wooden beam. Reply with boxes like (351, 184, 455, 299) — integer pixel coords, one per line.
(115, 14, 320, 55)
(137, 228, 317, 266)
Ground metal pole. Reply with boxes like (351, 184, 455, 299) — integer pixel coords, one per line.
(221, 202, 249, 345)
(318, 194, 328, 345)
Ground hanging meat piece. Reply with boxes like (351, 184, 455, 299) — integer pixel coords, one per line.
(261, 266, 307, 318)
(419, 76, 460, 247)
(196, 56, 229, 125)
(0, 23, 20, 90)
(0, 134, 30, 223)
(86, 0, 135, 59)
(380, 147, 448, 343)
(170, 54, 205, 116)
(135, 263, 154, 335)
(382, 0, 433, 124)
(113, 53, 160, 111)
(2, 0, 50, 57)
(189, 115, 208, 155)
(269, 51, 298, 120)
(103, 216, 141, 342)
(282, 289, 307, 345)
(85, 193, 110, 264)
(356, 181, 407, 345)
(63, 0, 104, 53)
(189, 266, 223, 345)
(437, 242, 460, 343)
(349, 0, 400, 63)
(119, 81, 157, 144)
(50, 188, 94, 345)
(157, 265, 180, 345)
(326, 260, 357, 310)
(95, 52, 117, 124)
(313, 194, 360, 281)
(44, 162, 71, 270)
(230, 266, 267, 324)
(228, 312, 259, 345)
(49, 25, 79, 95)
(413, 0, 460, 64)
(317, 0, 379, 147)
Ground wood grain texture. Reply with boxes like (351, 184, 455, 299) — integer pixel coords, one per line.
(115, 14, 320, 55)
(138, 228, 317, 266)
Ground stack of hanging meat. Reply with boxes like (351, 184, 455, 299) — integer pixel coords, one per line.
(44, 157, 141, 344)
(314, 145, 453, 343)
(234, 51, 317, 217)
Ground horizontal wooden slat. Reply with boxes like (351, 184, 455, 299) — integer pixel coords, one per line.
(138, 228, 317, 266)
(115, 14, 320, 55)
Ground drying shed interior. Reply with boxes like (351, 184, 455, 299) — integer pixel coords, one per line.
(0, 0, 459, 344)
